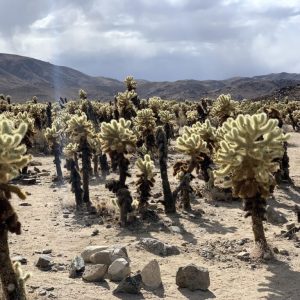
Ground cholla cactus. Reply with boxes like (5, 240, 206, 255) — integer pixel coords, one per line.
(175, 133, 209, 209)
(124, 76, 137, 91)
(100, 118, 136, 194)
(136, 155, 156, 210)
(0, 118, 30, 300)
(66, 114, 95, 206)
(79, 89, 87, 100)
(116, 90, 137, 119)
(186, 110, 199, 125)
(211, 94, 238, 125)
(100, 118, 136, 154)
(158, 110, 176, 141)
(45, 124, 63, 182)
(148, 97, 162, 117)
(214, 113, 289, 257)
(134, 109, 157, 152)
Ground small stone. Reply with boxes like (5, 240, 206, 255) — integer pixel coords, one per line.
(273, 247, 279, 254)
(38, 289, 47, 296)
(19, 202, 32, 207)
(108, 258, 131, 282)
(42, 249, 52, 254)
(81, 246, 108, 263)
(170, 226, 182, 234)
(12, 256, 27, 265)
(279, 249, 289, 256)
(69, 256, 85, 278)
(91, 229, 99, 236)
(176, 264, 210, 291)
(35, 255, 52, 271)
(45, 287, 54, 291)
(141, 259, 162, 289)
(114, 274, 142, 294)
(63, 214, 69, 218)
(237, 251, 250, 261)
(138, 238, 180, 256)
(106, 224, 112, 229)
(82, 264, 108, 282)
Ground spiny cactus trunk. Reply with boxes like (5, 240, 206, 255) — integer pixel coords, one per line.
(99, 153, 109, 180)
(0, 213, 26, 300)
(70, 160, 83, 208)
(93, 154, 99, 178)
(0, 235, 26, 300)
(118, 153, 129, 188)
(53, 142, 63, 182)
(81, 139, 91, 206)
(156, 128, 176, 214)
(200, 154, 213, 183)
(244, 196, 272, 258)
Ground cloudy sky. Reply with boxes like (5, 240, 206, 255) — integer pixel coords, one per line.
(0, 0, 299, 81)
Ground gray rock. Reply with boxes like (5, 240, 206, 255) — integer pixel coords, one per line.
(141, 259, 162, 289)
(170, 226, 182, 234)
(108, 258, 131, 282)
(35, 255, 52, 271)
(110, 247, 129, 263)
(90, 250, 112, 265)
(114, 274, 142, 294)
(81, 246, 108, 263)
(266, 206, 288, 225)
(12, 256, 27, 265)
(279, 249, 289, 256)
(138, 238, 180, 256)
(176, 264, 210, 291)
(38, 289, 47, 296)
(69, 256, 85, 278)
(82, 264, 108, 282)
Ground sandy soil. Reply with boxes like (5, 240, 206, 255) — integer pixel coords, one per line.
(9, 132, 300, 300)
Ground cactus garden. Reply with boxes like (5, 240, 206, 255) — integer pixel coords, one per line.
(0, 79, 300, 300)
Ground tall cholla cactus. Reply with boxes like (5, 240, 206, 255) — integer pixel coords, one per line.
(186, 110, 199, 126)
(136, 155, 156, 211)
(175, 132, 209, 210)
(115, 90, 137, 119)
(214, 113, 289, 258)
(0, 118, 31, 300)
(124, 76, 137, 91)
(100, 118, 136, 191)
(100, 118, 136, 226)
(66, 114, 94, 206)
(64, 143, 83, 207)
(211, 94, 238, 125)
(44, 124, 63, 182)
(79, 89, 87, 100)
(134, 108, 157, 152)
(158, 110, 175, 142)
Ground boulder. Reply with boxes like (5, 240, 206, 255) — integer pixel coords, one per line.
(141, 259, 162, 289)
(266, 206, 288, 225)
(81, 246, 108, 263)
(176, 264, 210, 291)
(82, 264, 107, 282)
(108, 258, 131, 282)
(35, 255, 53, 271)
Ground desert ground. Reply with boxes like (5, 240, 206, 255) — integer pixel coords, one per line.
(9, 131, 300, 300)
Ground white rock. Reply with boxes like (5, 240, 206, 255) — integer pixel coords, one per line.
(141, 259, 162, 289)
(108, 258, 131, 282)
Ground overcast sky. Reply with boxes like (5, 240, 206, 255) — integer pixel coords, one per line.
(0, 0, 299, 81)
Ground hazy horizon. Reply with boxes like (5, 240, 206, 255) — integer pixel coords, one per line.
(0, 0, 299, 81)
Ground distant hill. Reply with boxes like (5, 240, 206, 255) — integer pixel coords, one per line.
(1, 53, 300, 102)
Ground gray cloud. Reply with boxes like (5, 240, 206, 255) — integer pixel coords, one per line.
(0, 0, 299, 80)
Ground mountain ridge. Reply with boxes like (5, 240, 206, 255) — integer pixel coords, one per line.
(1, 53, 300, 102)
